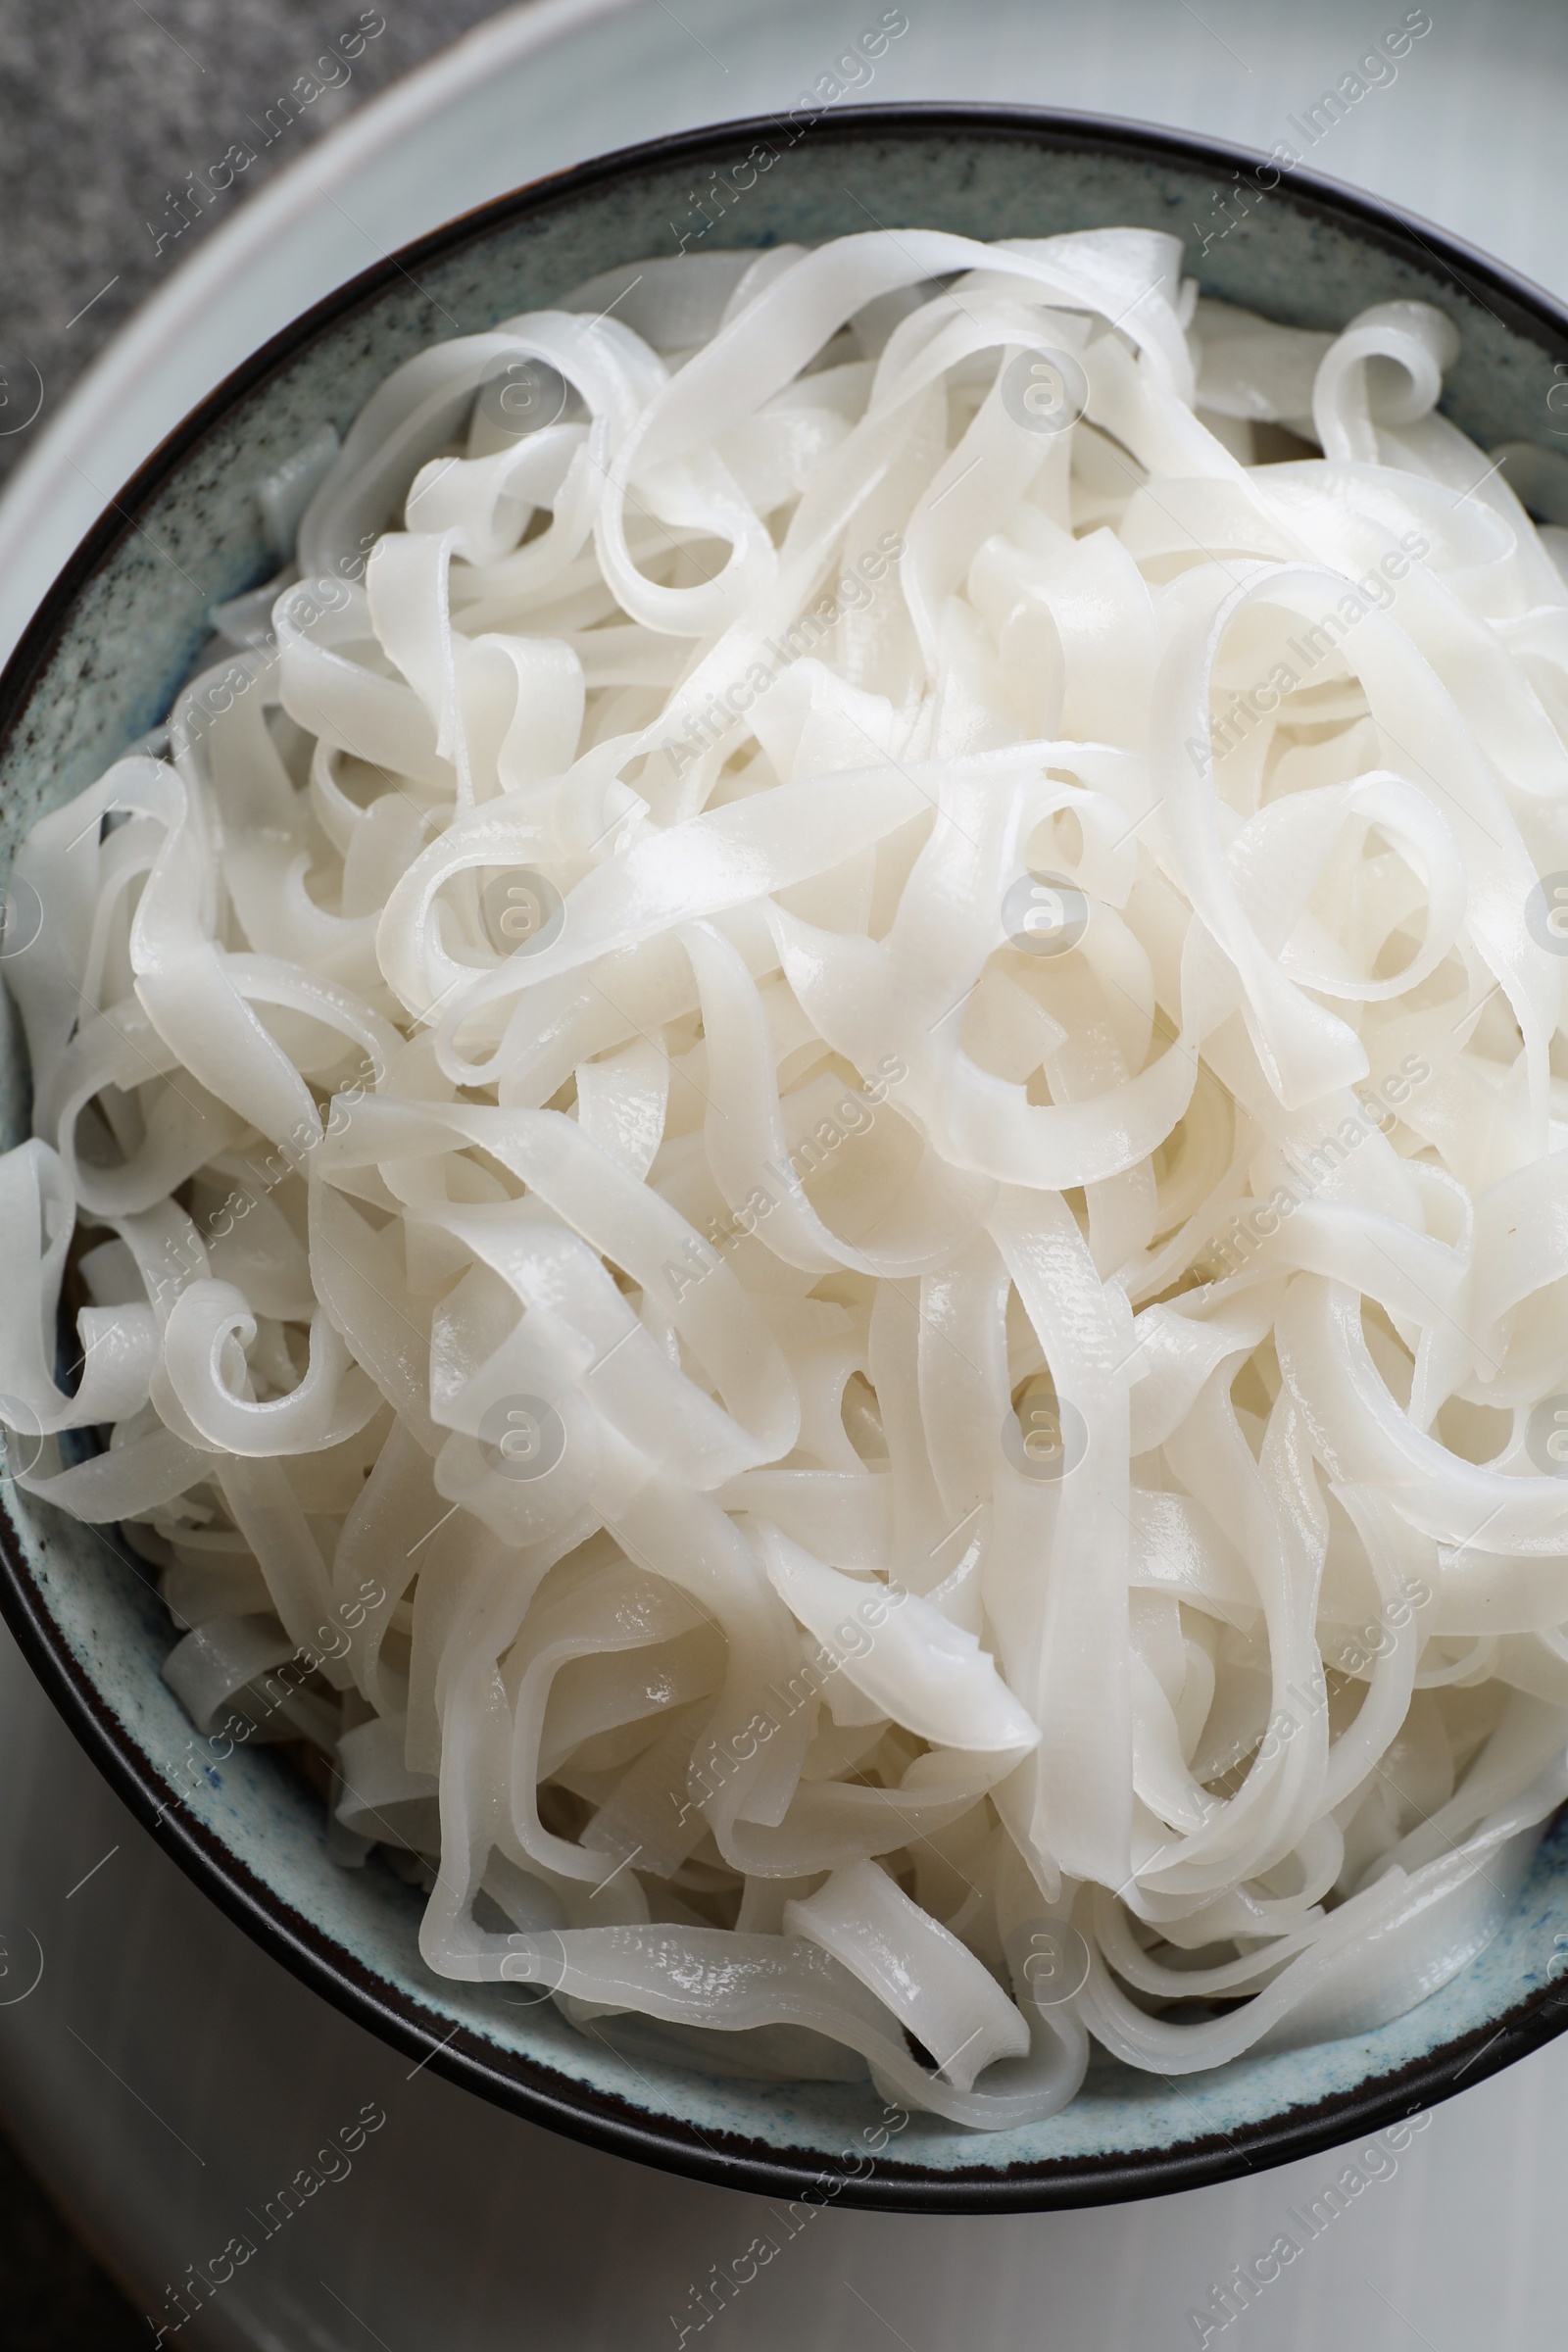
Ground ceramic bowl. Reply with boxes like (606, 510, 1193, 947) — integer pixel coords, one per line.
(4, 105, 1568, 2214)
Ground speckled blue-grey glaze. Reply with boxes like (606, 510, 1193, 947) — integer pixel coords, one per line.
(4, 115, 1568, 2186)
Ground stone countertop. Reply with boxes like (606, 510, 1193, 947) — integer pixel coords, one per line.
(0, 0, 506, 489)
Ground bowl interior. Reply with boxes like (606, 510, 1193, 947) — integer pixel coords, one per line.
(5, 106, 1568, 2210)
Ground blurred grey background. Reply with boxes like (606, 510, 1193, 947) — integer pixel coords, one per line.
(0, 0, 506, 489)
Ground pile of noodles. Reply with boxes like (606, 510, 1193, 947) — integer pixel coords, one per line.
(6, 225, 1568, 2129)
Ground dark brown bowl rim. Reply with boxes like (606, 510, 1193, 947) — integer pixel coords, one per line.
(2, 100, 1566, 2214)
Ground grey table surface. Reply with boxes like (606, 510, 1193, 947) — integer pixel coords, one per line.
(0, 0, 508, 492)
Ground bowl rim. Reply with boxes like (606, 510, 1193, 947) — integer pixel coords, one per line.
(4, 98, 1568, 2214)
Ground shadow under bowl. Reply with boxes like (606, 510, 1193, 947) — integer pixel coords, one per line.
(2, 103, 1567, 2213)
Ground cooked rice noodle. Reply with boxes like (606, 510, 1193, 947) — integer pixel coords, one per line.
(6, 227, 1568, 2128)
